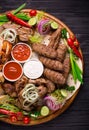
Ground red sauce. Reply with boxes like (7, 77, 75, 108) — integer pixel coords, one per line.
(12, 43, 31, 62)
(3, 61, 22, 81)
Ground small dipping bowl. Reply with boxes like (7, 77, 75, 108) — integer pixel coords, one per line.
(23, 59, 44, 79)
(11, 42, 32, 63)
(3, 61, 23, 82)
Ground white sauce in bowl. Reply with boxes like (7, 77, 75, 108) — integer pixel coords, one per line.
(23, 60, 44, 79)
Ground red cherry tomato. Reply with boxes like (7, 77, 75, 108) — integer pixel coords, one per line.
(29, 10, 37, 16)
(10, 115, 17, 123)
(23, 117, 30, 124)
(16, 112, 23, 120)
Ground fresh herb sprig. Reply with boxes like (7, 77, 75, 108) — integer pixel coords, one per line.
(65, 85, 75, 92)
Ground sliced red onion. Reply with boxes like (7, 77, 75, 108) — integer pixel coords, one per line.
(44, 96, 61, 111)
(37, 19, 50, 35)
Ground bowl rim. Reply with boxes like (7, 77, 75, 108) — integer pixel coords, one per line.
(11, 42, 32, 63)
(2, 60, 23, 82)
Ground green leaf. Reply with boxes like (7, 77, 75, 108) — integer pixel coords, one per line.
(30, 35, 42, 43)
(65, 85, 75, 92)
(0, 3, 26, 22)
(0, 22, 5, 25)
(0, 15, 8, 22)
(0, 103, 19, 112)
(36, 11, 45, 21)
(16, 13, 30, 21)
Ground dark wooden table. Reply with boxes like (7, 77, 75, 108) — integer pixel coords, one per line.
(0, 0, 89, 130)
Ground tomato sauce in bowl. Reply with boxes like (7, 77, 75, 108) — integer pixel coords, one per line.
(3, 61, 23, 82)
(11, 43, 32, 63)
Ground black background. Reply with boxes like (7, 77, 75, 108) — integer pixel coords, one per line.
(0, 0, 89, 130)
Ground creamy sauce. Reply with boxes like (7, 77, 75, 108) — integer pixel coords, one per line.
(23, 60, 44, 79)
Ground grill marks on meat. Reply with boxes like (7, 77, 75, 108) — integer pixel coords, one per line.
(15, 76, 28, 93)
(56, 44, 67, 62)
(2, 83, 17, 97)
(32, 33, 70, 86)
(37, 85, 48, 97)
(39, 56, 63, 72)
(29, 78, 47, 85)
(48, 28, 61, 49)
(44, 68, 66, 85)
(29, 78, 56, 93)
(18, 27, 33, 41)
(1, 22, 33, 42)
(63, 56, 70, 78)
(32, 43, 57, 59)
(46, 79, 55, 93)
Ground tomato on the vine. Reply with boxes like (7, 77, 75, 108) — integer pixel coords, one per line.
(29, 10, 37, 16)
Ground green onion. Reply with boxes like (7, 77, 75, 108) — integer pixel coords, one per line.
(16, 13, 30, 21)
(63, 38, 83, 83)
(70, 52, 77, 82)
(0, 15, 8, 22)
(13, 3, 26, 15)
(0, 3, 26, 22)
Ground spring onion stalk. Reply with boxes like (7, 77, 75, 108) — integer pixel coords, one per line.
(63, 39, 83, 83)
(13, 3, 26, 15)
(0, 3, 26, 22)
(16, 13, 30, 21)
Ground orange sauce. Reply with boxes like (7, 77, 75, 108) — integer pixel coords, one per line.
(4, 61, 22, 80)
(12, 43, 31, 61)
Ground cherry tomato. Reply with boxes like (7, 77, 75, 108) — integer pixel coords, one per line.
(16, 112, 23, 120)
(23, 117, 30, 124)
(10, 115, 17, 123)
(29, 10, 37, 16)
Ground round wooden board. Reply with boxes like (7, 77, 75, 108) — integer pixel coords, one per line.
(0, 9, 83, 126)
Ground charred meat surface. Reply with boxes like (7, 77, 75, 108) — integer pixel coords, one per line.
(15, 75, 28, 93)
(29, 78, 47, 85)
(46, 79, 56, 93)
(44, 68, 66, 85)
(63, 56, 70, 78)
(18, 27, 33, 41)
(56, 44, 67, 62)
(37, 85, 48, 97)
(32, 43, 57, 59)
(48, 28, 61, 49)
(39, 56, 63, 71)
(2, 83, 17, 97)
(29, 78, 56, 93)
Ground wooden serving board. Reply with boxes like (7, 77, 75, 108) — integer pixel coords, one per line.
(0, 9, 83, 126)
